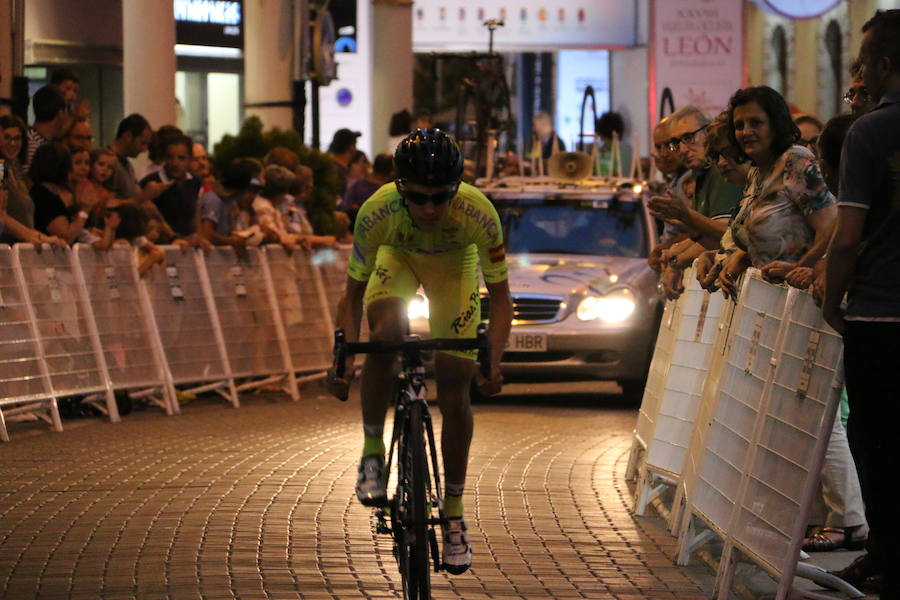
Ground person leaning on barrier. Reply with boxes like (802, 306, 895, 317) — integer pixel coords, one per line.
(140, 134, 200, 241)
(646, 116, 689, 273)
(255, 165, 338, 252)
(822, 10, 900, 595)
(198, 158, 259, 251)
(110, 203, 164, 277)
(1, 167, 66, 249)
(29, 142, 92, 246)
(649, 104, 743, 300)
(1, 114, 59, 246)
(693, 112, 753, 292)
(715, 86, 837, 299)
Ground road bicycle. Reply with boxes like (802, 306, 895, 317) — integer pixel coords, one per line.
(333, 325, 490, 600)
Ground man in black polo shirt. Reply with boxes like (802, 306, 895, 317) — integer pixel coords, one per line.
(139, 134, 201, 239)
(823, 9, 900, 596)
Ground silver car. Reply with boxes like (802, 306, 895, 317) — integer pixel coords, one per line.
(409, 177, 662, 400)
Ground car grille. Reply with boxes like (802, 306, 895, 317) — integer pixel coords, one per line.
(480, 295, 564, 323)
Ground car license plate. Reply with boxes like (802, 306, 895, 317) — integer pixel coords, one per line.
(506, 332, 547, 352)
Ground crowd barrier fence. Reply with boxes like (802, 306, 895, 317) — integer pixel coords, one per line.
(0, 243, 354, 441)
(630, 269, 860, 599)
(628, 266, 727, 531)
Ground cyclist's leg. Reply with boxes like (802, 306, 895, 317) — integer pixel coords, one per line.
(412, 245, 480, 504)
(356, 247, 418, 506)
(360, 296, 406, 442)
(433, 353, 476, 496)
(411, 247, 479, 574)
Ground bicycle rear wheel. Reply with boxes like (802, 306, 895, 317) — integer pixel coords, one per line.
(401, 401, 431, 599)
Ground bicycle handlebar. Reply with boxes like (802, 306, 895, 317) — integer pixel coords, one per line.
(332, 323, 491, 397)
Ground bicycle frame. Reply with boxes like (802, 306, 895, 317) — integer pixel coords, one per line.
(381, 349, 443, 599)
(332, 326, 489, 600)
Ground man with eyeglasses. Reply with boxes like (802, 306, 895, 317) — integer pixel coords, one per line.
(326, 128, 513, 575)
(647, 116, 690, 272)
(845, 59, 878, 116)
(648, 105, 743, 299)
(64, 117, 94, 153)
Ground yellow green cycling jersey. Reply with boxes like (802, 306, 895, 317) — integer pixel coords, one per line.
(348, 181, 508, 284)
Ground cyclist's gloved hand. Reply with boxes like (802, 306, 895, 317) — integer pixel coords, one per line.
(474, 366, 503, 397)
(326, 358, 356, 401)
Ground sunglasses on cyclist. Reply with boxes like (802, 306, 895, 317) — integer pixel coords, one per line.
(667, 124, 709, 152)
(397, 181, 459, 206)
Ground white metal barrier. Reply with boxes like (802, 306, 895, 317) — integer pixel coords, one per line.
(0, 246, 60, 441)
(626, 295, 678, 481)
(13, 245, 118, 421)
(200, 247, 299, 399)
(630, 267, 727, 530)
(141, 246, 238, 408)
(263, 247, 333, 377)
(640, 270, 853, 599)
(1, 242, 357, 440)
(75, 245, 177, 415)
(318, 245, 351, 322)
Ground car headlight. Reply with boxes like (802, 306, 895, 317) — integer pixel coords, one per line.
(576, 289, 636, 322)
(407, 294, 429, 320)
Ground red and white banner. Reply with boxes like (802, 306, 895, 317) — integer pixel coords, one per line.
(650, 0, 745, 122)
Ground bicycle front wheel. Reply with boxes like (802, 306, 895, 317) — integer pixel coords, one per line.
(403, 401, 432, 599)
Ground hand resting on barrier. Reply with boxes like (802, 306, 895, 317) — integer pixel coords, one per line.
(717, 249, 750, 300)
(695, 250, 721, 292)
(760, 260, 796, 284)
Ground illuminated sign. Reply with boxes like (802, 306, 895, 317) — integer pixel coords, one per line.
(175, 0, 243, 49)
(755, 0, 841, 19)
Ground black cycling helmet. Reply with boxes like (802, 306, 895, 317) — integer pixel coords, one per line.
(393, 128, 463, 187)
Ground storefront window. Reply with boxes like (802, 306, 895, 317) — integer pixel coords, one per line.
(176, 70, 242, 150)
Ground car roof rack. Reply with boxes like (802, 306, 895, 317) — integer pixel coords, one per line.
(476, 175, 647, 200)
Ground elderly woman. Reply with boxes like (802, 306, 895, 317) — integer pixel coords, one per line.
(717, 86, 837, 297)
(693, 111, 753, 290)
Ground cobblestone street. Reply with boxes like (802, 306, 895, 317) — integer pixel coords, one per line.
(0, 384, 714, 599)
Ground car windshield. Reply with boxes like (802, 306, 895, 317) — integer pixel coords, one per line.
(499, 200, 647, 258)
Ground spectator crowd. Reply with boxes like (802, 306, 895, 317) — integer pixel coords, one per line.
(644, 9, 899, 596)
(0, 70, 375, 277)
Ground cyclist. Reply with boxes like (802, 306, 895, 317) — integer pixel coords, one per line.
(327, 128, 512, 574)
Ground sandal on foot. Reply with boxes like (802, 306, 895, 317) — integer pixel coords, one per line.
(802, 526, 848, 552)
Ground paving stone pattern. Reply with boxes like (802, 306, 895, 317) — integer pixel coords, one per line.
(0, 391, 713, 599)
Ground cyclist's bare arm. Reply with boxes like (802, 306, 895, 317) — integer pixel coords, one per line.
(327, 276, 367, 399)
(479, 278, 513, 396)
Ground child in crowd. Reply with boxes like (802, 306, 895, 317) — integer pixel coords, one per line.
(88, 148, 118, 205)
(111, 202, 164, 277)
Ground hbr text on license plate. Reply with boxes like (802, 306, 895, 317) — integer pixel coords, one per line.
(506, 334, 546, 352)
